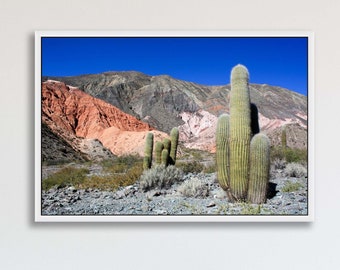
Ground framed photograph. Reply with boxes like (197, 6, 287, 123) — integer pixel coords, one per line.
(35, 31, 314, 222)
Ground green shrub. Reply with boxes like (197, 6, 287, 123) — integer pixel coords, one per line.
(180, 148, 210, 160)
(42, 167, 89, 190)
(281, 180, 303, 192)
(42, 159, 73, 166)
(192, 151, 203, 160)
(102, 155, 142, 174)
(115, 154, 142, 167)
(176, 160, 204, 174)
(270, 146, 307, 164)
(43, 158, 144, 192)
(284, 148, 307, 163)
(139, 165, 184, 191)
(203, 163, 216, 174)
(82, 163, 143, 191)
(240, 204, 262, 215)
(100, 159, 115, 170)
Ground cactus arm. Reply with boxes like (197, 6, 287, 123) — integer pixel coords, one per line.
(161, 149, 169, 167)
(154, 142, 164, 165)
(216, 114, 230, 191)
(248, 134, 270, 204)
(163, 138, 171, 152)
(169, 127, 179, 165)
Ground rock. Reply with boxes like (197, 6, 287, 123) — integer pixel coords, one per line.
(67, 186, 77, 193)
(154, 209, 167, 215)
(141, 205, 149, 212)
(206, 201, 216, 208)
(115, 190, 126, 199)
(151, 191, 162, 197)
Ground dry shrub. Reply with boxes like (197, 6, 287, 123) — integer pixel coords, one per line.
(177, 177, 209, 198)
(139, 165, 184, 191)
(272, 158, 287, 170)
(284, 162, 307, 178)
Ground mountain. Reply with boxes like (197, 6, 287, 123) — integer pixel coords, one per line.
(41, 80, 168, 159)
(43, 71, 307, 153)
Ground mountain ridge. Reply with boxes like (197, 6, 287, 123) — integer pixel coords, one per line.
(42, 71, 307, 158)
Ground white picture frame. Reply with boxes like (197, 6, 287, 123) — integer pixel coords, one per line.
(35, 31, 314, 222)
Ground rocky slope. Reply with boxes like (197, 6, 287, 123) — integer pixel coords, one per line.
(41, 122, 88, 163)
(42, 171, 308, 216)
(42, 80, 168, 159)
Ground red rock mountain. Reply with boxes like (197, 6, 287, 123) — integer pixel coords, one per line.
(42, 80, 167, 157)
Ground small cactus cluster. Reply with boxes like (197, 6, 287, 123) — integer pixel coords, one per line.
(216, 64, 270, 204)
(143, 127, 179, 169)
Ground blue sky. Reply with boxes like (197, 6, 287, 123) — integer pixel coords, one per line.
(42, 37, 308, 95)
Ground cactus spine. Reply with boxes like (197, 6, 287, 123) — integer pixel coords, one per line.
(229, 64, 252, 201)
(169, 127, 179, 165)
(154, 142, 164, 165)
(143, 132, 154, 170)
(248, 134, 270, 204)
(216, 114, 230, 192)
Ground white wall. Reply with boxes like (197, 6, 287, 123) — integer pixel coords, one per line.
(1, 0, 339, 269)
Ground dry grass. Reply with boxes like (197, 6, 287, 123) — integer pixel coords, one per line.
(139, 165, 184, 191)
(43, 155, 144, 191)
(42, 167, 89, 190)
(176, 160, 204, 174)
(281, 180, 303, 192)
(284, 162, 307, 178)
(177, 177, 209, 198)
(80, 163, 143, 191)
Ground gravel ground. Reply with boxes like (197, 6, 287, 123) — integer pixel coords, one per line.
(41, 171, 308, 216)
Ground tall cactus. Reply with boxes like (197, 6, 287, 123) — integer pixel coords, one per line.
(154, 142, 164, 165)
(216, 114, 230, 192)
(143, 132, 154, 170)
(248, 134, 270, 204)
(229, 64, 252, 201)
(215, 64, 271, 204)
(169, 127, 179, 165)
